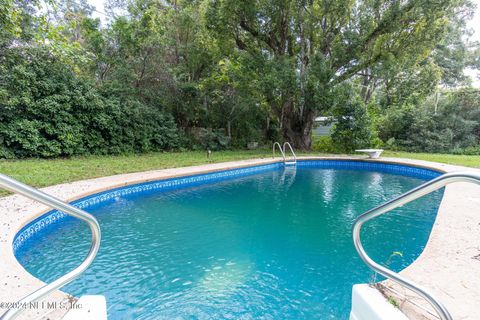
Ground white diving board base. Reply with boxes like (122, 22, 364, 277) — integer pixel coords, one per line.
(350, 284, 408, 320)
(355, 149, 384, 159)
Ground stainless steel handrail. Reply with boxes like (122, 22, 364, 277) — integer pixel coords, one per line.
(0, 173, 101, 320)
(273, 142, 285, 161)
(353, 171, 480, 320)
(282, 142, 297, 165)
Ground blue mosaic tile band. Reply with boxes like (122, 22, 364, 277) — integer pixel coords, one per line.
(297, 160, 441, 180)
(12, 160, 442, 253)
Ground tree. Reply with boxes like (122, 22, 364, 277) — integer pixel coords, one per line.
(0, 0, 40, 52)
(2, 0, 479, 158)
(206, 0, 469, 149)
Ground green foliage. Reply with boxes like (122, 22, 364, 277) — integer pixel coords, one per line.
(370, 251, 403, 285)
(378, 89, 480, 153)
(0, 48, 179, 158)
(189, 128, 231, 151)
(200, 56, 269, 147)
(0, 0, 21, 43)
(312, 136, 337, 153)
(330, 88, 374, 152)
(1, 0, 479, 158)
(388, 297, 400, 308)
(203, 0, 476, 149)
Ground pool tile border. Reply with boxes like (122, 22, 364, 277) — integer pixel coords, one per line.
(298, 160, 441, 179)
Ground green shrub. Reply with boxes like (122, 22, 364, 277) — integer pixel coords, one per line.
(189, 128, 230, 151)
(330, 94, 374, 153)
(377, 90, 480, 154)
(0, 48, 179, 158)
(312, 136, 337, 153)
(452, 146, 480, 155)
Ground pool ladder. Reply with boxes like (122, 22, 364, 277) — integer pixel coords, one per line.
(273, 142, 297, 166)
(353, 171, 480, 320)
(0, 173, 101, 320)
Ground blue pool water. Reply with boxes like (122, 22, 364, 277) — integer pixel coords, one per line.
(16, 164, 443, 319)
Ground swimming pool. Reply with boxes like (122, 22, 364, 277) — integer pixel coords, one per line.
(14, 160, 443, 319)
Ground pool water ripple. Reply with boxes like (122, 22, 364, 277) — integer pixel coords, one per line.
(16, 167, 443, 319)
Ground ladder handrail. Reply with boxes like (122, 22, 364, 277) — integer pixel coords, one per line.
(273, 142, 297, 165)
(0, 173, 101, 320)
(273, 142, 285, 161)
(282, 142, 297, 165)
(353, 171, 480, 320)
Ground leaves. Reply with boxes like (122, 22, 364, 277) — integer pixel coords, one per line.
(1, 0, 479, 156)
(0, 48, 179, 158)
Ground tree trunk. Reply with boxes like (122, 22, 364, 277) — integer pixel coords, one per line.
(298, 5, 306, 117)
(281, 106, 316, 150)
(284, 128, 313, 150)
(227, 120, 231, 138)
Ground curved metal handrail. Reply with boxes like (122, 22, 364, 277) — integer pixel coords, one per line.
(273, 142, 285, 161)
(0, 173, 101, 320)
(353, 171, 480, 320)
(282, 142, 297, 165)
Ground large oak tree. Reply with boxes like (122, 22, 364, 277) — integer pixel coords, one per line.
(206, 0, 466, 149)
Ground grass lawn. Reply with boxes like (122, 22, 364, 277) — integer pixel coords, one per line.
(0, 150, 271, 196)
(382, 151, 480, 168)
(0, 149, 478, 197)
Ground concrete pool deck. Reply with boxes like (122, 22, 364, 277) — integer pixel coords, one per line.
(0, 156, 479, 319)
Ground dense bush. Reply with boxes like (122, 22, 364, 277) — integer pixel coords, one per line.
(188, 128, 231, 151)
(377, 89, 480, 153)
(312, 136, 337, 153)
(330, 95, 374, 153)
(0, 48, 179, 158)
